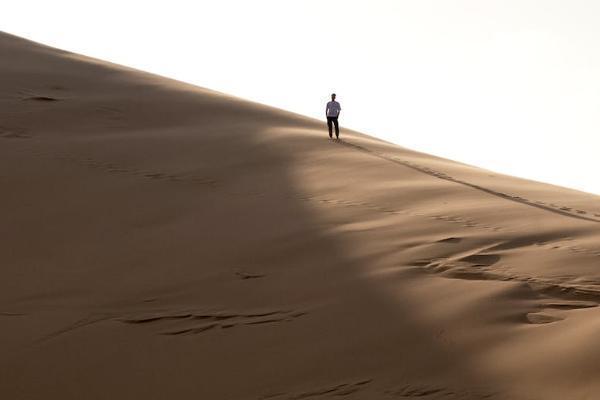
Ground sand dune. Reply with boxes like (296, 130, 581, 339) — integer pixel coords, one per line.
(2, 32, 600, 399)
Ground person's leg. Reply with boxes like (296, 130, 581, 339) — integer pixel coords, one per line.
(333, 117, 339, 138)
(327, 117, 333, 138)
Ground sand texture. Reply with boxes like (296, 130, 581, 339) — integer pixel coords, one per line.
(2, 32, 600, 399)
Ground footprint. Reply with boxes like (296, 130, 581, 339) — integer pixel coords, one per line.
(384, 382, 494, 399)
(526, 312, 563, 324)
(411, 248, 504, 282)
(436, 237, 462, 244)
(458, 254, 501, 266)
(262, 379, 372, 399)
(144, 173, 166, 180)
(411, 260, 434, 267)
(0, 126, 31, 139)
(0, 132, 31, 139)
(22, 95, 59, 102)
(540, 300, 597, 310)
(142, 298, 158, 303)
(385, 384, 445, 397)
(107, 168, 130, 173)
(119, 308, 306, 335)
(234, 269, 265, 280)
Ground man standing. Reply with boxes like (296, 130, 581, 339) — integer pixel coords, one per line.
(326, 93, 341, 139)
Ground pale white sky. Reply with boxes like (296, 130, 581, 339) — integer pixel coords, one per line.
(3, 1, 600, 194)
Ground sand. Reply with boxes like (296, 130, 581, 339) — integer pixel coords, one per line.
(2, 31, 600, 399)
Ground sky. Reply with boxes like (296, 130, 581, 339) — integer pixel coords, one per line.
(3, 0, 600, 194)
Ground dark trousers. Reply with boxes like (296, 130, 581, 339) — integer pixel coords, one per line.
(327, 116, 339, 138)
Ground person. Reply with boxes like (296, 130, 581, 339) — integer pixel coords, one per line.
(325, 93, 341, 139)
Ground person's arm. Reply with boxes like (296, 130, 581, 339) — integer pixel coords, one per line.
(325, 103, 329, 117)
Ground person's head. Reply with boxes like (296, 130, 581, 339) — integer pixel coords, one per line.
(331, 93, 336, 101)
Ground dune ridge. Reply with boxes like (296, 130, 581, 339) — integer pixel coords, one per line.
(2, 32, 600, 399)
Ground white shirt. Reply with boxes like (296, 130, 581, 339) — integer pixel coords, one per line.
(326, 100, 341, 117)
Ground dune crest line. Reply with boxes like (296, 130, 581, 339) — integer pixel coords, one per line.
(337, 140, 600, 224)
